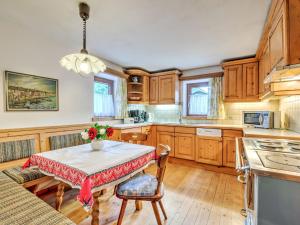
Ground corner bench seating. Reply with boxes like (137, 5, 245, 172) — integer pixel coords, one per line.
(0, 132, 84, 192)
(0, 172, 74, 225)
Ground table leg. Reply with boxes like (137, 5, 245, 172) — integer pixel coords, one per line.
(135, 200, 143, 210)
(55, 182, 65, 211)
(91, 191, 101, 225)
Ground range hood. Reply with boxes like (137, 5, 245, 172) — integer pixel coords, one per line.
(264, 64, 300, 84)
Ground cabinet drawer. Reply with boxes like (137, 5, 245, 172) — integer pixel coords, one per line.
(222, 129, 243, 137)
(121, 127, 142, 134)
(175, 127, 195, 134)
(156, 126, 175, 133)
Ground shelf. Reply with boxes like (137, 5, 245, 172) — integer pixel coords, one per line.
(128, 91, 143, 94)
(128, 82, 143, 85)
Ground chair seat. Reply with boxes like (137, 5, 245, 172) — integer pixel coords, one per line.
(3, 166, 45, 184)
(117, 173, 163, 197)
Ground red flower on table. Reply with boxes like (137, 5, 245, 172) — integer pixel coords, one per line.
(88, 127, 98, 140)
(106, 127, 114, 137)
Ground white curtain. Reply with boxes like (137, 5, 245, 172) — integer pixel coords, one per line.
(189, 94, 208, 115)
(114, 77, 128, 119)
(207, 76, 225, 119)
(94, 93, 114, 117)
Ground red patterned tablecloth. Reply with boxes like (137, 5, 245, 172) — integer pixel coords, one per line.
(23, 140, 156, 209)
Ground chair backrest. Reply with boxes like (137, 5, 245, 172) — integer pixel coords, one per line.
(49, 133, 84, 150)
(0, 139, 35, 163)
(156, 144, 171, 195)
(121, 132, 148, 144)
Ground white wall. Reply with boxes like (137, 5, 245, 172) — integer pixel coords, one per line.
(0, 18, 121, 129)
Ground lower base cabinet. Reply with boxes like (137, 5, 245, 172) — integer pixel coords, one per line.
(156, 131, 175, 157)
(222, 137, 237, 167)
(174, 133, 195, 160)
(195, 136, 223, 166)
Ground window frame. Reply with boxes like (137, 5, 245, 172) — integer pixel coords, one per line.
(186, 81, 209, 117)
(93, 76, 115, 118)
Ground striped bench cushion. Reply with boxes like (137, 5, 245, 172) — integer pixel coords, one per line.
(0, 172, 75, 225)
(50, 133, 84, 150)
(0, 139, 35, 163)
(3, 166, 45, 184)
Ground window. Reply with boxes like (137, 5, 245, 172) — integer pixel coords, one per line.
(186, 81, 209, 116)
(94, 77, 115, 117)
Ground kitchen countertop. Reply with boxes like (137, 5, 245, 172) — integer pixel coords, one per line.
(111, 122, 243, 130)
(243, 128, 300, 140)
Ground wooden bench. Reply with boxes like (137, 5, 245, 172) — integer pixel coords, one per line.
(0, 172, 75, 225)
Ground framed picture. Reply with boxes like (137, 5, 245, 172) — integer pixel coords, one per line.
(4, 71, 59, 111)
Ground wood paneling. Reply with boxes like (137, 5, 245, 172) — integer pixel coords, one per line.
(174, 133, 195, 160)
(149, 77, 159, 104)
(195, 136, 222, 166)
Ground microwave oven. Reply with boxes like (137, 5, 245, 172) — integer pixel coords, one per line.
(243, 111, 279, 129)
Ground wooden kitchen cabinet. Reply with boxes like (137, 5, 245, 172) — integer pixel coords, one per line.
(158, 75, 177, 104)
(259, 44, 271, 97)
(242, 62, 259, 100)
(223, 58, 259, 102)
(222, 129, 243, 167)
(195, 136, 222, 166)
(150, 70, 180, 105)
(157, 131, 175, 157)
(223, 65, 243, 101)
(141, 125, 156, 147)
(149, 77, 159, 104)
(174, 133, 195, 160)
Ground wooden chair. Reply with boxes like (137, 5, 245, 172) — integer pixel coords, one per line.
(116, 144, 171, 225)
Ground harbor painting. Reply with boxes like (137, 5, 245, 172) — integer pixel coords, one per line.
(5, 71, 59, 111)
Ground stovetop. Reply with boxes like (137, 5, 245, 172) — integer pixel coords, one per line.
(243, 138, 300, 173)
(243, 138, 300, 153)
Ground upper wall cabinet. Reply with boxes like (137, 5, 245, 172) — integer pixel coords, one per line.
(223, 58, 259, 102)
(150, 70, 181, 105)
(259, 0, 300, 69)
(125, 69, 150, 104)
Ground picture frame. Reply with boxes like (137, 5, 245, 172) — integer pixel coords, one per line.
(4, 71, 59, 111)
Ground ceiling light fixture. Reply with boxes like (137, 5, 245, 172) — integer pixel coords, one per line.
(60, 2, 106, 76)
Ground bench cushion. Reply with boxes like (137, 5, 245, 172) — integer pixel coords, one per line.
(0, 139, 35, 163)
(117, 173, 163, 197)
(0, 172, 74, 225)
(3, 166, 45, 184)
(50, 133, 84, 150)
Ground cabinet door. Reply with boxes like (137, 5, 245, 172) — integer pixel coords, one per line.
(222, 137, 236, 167)
(174, 133, 195, 160)
(142, 126, 156, 147)
(157, 131, 174, 157)
(223, 65, 243, 101)
(143, 76, 149, 103)
(195, 137, 222, 166)
(149, 77, 159, 104)
(269, 6, 287, 69)
(158, 75, 175, 104)
(242, 62, 259, 100)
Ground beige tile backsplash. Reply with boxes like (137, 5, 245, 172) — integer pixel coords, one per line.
(279, 96, 300, 132)
(129, 100, 279, 125)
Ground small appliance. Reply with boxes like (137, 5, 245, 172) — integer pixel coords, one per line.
(128, 110, 149, 123)
(242, 111, 280, 129)
(123, 117, 135, 124)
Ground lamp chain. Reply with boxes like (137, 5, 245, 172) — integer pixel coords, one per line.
(83, 19, 87, 51)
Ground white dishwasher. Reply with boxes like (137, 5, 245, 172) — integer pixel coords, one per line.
(196, 128, 222, 137)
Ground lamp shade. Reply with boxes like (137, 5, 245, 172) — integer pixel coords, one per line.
(60, 53, 106, 76)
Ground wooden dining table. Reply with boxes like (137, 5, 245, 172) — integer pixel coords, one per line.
(23, 140, 156, 225)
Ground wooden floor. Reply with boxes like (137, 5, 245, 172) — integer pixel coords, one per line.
(41, 162, 244, 225)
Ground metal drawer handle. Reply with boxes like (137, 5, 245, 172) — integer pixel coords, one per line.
(240, 209, 247, 217)
(237, 174, 246, 184)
